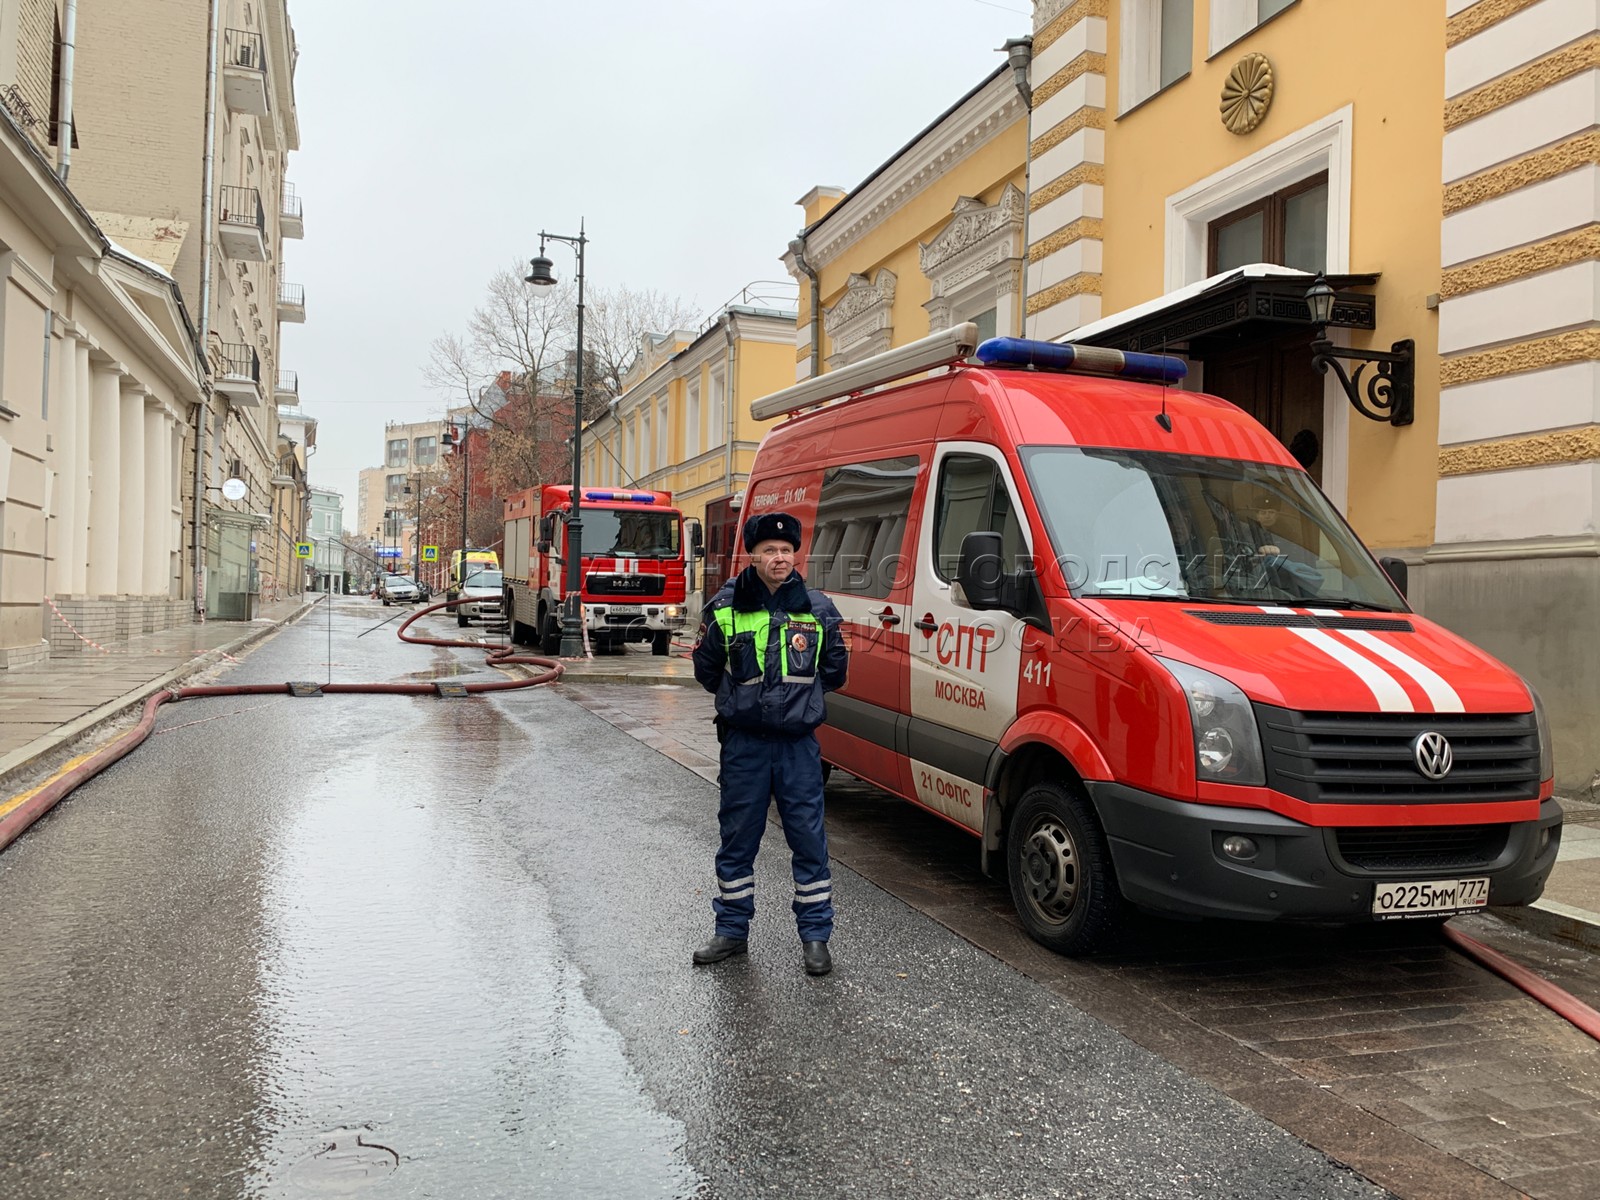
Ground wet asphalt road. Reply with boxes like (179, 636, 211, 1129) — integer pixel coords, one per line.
(0, 600, 1390, 1199)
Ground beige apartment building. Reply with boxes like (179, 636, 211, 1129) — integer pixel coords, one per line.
(69, 0, 305, 620)
(359, 419, 451, 586)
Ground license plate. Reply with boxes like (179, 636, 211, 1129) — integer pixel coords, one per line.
(606, 605, 642, 616)
(1372, 877, 1489, 920)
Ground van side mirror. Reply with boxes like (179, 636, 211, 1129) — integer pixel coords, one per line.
(688, 519, 705, 558)
(956, 531, 1007, 609)
(1379, 556, 1409, 599)
(537, 514, 555, 554)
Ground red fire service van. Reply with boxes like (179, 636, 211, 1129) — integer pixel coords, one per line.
(740, 323, 1561, 955)
(502, 484, 688, 656)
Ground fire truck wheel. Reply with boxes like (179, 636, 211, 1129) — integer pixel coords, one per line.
(651, 630, 671, 656)
(539, 614, 562, 656)
(1007, 780, 1123, 956)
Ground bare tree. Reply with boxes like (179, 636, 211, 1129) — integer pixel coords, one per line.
(426, 264, 700, 498)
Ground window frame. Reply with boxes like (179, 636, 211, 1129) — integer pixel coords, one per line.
(1206, 170, 1328, 275)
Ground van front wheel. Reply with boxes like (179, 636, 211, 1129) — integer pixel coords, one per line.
(1007, 781, 1123, 956)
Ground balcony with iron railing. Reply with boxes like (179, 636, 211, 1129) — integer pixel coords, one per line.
(275, 370, 299, 404)
(218, 185, 267, 261)
(281, 183, 304, 239)
(277, 281, 305, 324)
(215, 342, 262, 408)
(221, 28, 269, 117)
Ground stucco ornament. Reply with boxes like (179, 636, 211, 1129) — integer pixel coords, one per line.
(1220, 53, 1274, 135)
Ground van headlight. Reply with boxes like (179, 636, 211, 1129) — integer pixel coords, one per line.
(1528, 682, 1554, 782)
(1156, 658, 1266, 787)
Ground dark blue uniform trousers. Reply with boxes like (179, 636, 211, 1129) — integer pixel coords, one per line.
(713, 729, 834, 942)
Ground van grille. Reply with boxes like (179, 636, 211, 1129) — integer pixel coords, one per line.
(1256, 707, 1540, 805)
(1333, 825, 1509, 872)
(1186, 610, 1413, 633)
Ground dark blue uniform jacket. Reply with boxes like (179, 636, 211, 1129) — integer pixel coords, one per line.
(692, 567, 848, 737)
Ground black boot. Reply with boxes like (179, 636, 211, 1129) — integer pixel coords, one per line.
(802, 940, 832, 976)
(692, 935, 748, 965)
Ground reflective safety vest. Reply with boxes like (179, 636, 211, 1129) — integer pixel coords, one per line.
(709, 605, 828, 734)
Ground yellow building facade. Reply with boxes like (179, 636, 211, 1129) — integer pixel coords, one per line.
(582, 300, 796, 528)
(785, 0, 1599, 788)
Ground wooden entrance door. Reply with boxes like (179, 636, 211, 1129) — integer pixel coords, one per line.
(1200, 330, 1325, 485)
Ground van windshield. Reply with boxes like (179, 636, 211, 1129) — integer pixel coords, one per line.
(1019, 447, 1405, 610)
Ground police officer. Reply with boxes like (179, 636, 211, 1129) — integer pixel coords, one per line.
(691, 511, 849, 976)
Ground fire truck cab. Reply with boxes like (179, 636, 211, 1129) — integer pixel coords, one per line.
(739, 324, 1562, 956)
(503, 484, 688, 656)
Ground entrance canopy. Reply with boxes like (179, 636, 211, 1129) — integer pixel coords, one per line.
(1062, 264, 1378, 358)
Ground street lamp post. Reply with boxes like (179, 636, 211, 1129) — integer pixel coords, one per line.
(403, 474, 426, 585)
(443, 421, 469, 593)
(526, 222, 587, 657)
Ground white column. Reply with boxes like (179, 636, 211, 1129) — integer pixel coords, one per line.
(143, 402, 167, 595)
(71, 341, 92, 593)
(171, 422, 185, 598)
(86, 363, 122, 595)
(118, 382, 147, 594)
(49, 329, 77, 595)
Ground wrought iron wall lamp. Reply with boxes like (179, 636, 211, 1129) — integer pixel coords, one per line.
(1305, 275, 1414, 426)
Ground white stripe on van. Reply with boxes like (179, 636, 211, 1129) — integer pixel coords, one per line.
(1260, 607, 1414, 712)
(1312, 621, 1465, 713)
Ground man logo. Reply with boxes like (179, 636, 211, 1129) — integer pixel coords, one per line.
(1412, 731, 1454, 780)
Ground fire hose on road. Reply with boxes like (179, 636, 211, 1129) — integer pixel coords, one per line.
(0, 597, 559, 855)
(1, 597, 1597, 1047)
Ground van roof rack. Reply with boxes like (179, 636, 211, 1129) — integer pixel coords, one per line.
(748, 324, 1188, 421)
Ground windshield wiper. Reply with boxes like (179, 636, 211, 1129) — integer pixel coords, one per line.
(1308, 597, 1400, 613)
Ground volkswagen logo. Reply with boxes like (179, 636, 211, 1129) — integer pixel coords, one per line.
(1412, 731, 1454, 780)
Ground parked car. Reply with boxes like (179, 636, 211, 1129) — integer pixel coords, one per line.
(380, 574, 421, 605)
(456, 569, 504, 627)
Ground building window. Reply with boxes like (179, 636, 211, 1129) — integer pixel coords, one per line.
(386, 474, 404, 502)
(823, 270, 897, 370)
(413, 436, 437, 466)
(641, 410, 652, 476)
(686, 380, 701, 459)
(1210, 0, 1297, 55)
(1207, 172, 1327, 275)
(921, 187, 1025, 341)
(1121, 0, 1193, 112)
(386, 439, 407, 468)
(708, 369, 726, 450)
(808, 455, 921, 598)
(657, 395, 670, 464)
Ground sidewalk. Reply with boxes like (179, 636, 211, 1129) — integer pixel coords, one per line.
(0, 594, 321, 791)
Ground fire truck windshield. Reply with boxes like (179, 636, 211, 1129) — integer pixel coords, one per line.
(584, 509, 681, 559)
(1020, 447, 1405, 610)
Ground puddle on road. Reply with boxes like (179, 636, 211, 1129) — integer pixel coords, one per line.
(249, 735, 701, 1198)
(287, 1128, 399, 1194)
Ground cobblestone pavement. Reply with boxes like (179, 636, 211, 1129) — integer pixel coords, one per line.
(562, 680, 1600, 1200)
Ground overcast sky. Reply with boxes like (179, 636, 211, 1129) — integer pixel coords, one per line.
(285, 0, 1029, 518)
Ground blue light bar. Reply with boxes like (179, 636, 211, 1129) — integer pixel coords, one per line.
(584, 490, 658, 504)
(974, 337, 1188, 384)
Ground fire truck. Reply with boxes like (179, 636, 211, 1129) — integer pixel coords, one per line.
(502, 484, 689, 656)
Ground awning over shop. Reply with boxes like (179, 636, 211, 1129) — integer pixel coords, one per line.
(1063, 264, 1379, 358)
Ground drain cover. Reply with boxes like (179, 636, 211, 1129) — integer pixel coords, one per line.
(434, 681, 470, 698)
(286, 1129, 398, 1193)
(287, 681, 324, 697)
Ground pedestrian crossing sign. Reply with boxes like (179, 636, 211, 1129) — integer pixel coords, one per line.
(422, 545, 439, 562)
(294, 542, 313, 559)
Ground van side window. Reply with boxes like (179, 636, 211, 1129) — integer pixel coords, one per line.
(809, 455, 921, 599)
(933, 454, 1024, 582)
